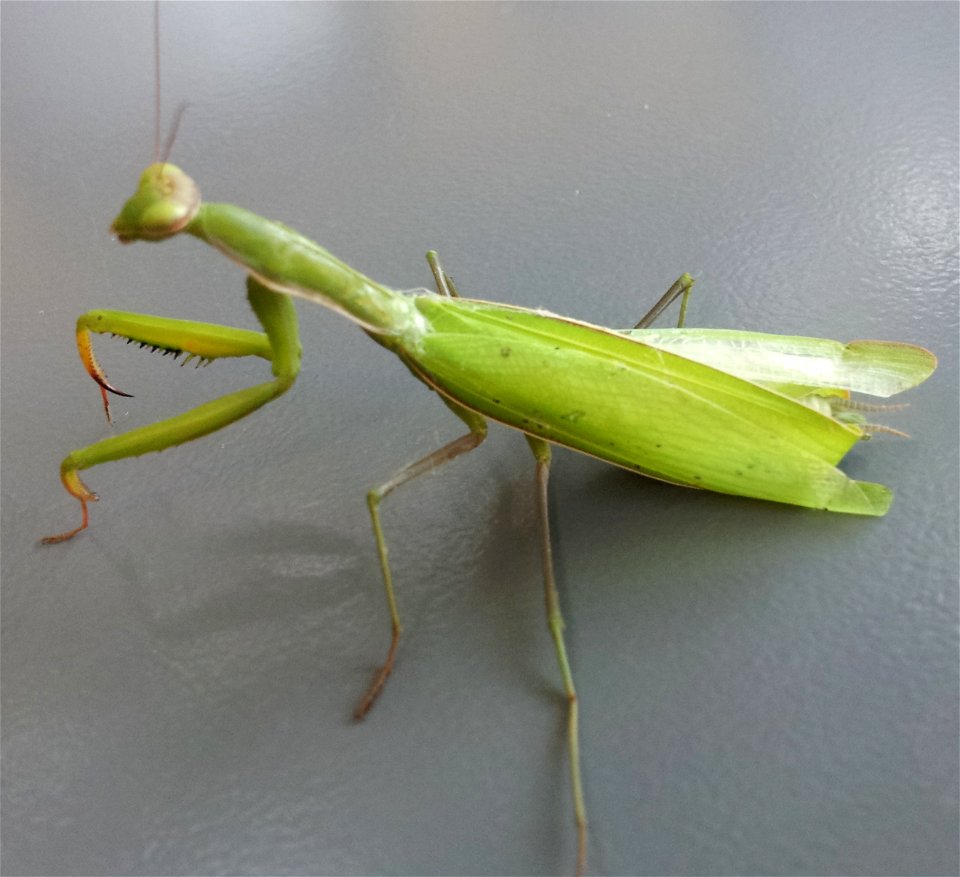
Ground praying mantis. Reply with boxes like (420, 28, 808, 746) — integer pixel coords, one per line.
(36, 8, 938, 875)
(41, 159, 936, 875)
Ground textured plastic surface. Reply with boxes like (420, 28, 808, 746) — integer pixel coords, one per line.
(2, 4, 957, 875)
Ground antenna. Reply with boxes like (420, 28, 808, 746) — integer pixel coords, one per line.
(153, 0, 161, 162)
(152, 1, 189, 167)
(159, 102, 190, 165)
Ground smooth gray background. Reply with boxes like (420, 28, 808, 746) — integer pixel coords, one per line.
(2, 3, 957, 875)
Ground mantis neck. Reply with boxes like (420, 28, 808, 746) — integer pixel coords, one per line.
(186, 202, 424, 340)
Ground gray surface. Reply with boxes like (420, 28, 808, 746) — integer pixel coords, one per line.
(2, 3, 957, 875)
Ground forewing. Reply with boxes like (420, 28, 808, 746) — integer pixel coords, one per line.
(404, 299, 891, 516)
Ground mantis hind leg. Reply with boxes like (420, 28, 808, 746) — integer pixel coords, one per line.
(525, 435, 588, 877)
(42, 277, 301, 543)
(355, 399, 487, 719)
(633, 272, 696, 329)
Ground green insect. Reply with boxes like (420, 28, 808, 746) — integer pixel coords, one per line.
(42, 156, 935, 875)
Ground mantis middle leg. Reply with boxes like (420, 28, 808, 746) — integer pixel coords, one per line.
(426, 250, 460, 298)
(355, 399, 487, 719)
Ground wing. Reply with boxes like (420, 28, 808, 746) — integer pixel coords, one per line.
(401, 298, 903, 516)
(620, 328, 936, 397)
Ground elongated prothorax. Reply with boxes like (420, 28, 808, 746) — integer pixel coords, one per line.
(111, 163, 424, 341)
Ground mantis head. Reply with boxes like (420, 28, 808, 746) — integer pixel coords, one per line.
(111, 162, 200, 244)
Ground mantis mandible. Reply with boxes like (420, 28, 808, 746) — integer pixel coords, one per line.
(41, 38, 936, 872)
